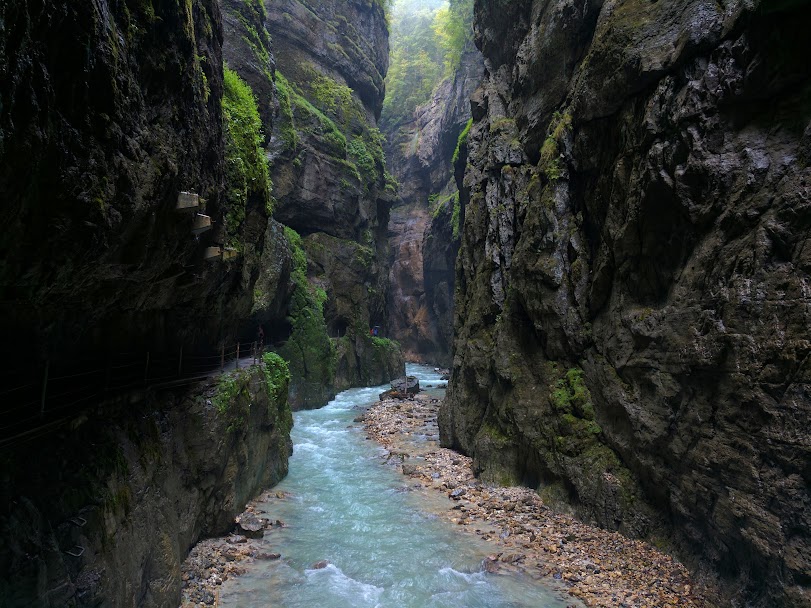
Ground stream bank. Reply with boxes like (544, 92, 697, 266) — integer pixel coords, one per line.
(0, 364, 291, 608)
(362, 372, 709, 607)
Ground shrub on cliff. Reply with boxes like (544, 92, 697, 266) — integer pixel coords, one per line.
(222, 66, 272, 244)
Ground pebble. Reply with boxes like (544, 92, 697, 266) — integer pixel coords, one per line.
(179, 497, 289, 607)
(362, 393, 709, 608)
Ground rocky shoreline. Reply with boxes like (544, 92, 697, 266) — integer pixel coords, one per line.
(362, 393, 708, 608)
(179, 492, 289, 607)
(180, 390, 709, 607)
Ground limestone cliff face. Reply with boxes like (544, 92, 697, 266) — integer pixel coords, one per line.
(0, 0, 263, 362)
(264, 0, 404, 399)
(440, 1, 811, 605)
(386, 50, 483, 366)
(221, 0, 275, 136)
(0, 366, 292, 607)
(0, 1, 296, 605)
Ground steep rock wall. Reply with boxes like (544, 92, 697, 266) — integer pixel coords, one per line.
(440, 1, 811, 605)
(0, 1, 296, 605)
(0, 366, 292, 607)
(385, 50, 483, 366)
(264, 0, 404, 401)
(0, 0, 250, 361)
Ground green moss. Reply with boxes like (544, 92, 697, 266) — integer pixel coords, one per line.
(539, 110, 572, 181)
(222, 67, 272, 245)
(348, 137, 377, 185)
(452, 118, 473, 165)
(479, 422, 512, 447)
(384, 171, 399, 195)
(550, 367, 596, 419)
(371, 336, 399, 351)
(213, 368, 251, 433)
(279, 70, 347, 156)
(308, 72, 361, 129)
(261, 352, 291, 403)
(274, 72, 299, 150)
(278, 228, 336, 394)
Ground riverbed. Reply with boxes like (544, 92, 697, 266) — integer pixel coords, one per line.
(214, 364, 575, 607)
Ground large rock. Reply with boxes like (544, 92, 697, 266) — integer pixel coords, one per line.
(441, 1, 811, 606)
(392, 376, 420, 395)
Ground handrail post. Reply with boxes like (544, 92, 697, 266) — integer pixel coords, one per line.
(104, 360, 111, 396)
(39, 360, 50, 418)
(253, 341, 258, 365)
(178, 346, 183, 377)
(236, 343, 240, 369)
(220, 344, 225, 371)
(144, 352, 150, 384)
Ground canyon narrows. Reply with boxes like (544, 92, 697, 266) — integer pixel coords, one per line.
(1, 0, 809, 607)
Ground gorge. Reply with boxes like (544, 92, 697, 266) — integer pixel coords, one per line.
(1, 0, 809, 607)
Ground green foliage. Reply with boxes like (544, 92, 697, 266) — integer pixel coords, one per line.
(308, 72, 361, 129)
(432, 0, 474, 76)
(262, 352, 291, 402)
(384, 171, 400, 194)
(430, 190, 462, 241)
(222, 67, 272, 244)
(539, 110, 572, 182)
(381, 0, 474, 128)
(277, 70, 347, 157)
(452, 117, 472, 165)
(347, 137, 376, 184)
(284, 226, 307, 271)
(278, 228, 336, 390)
(213, 369, 251, 433)
(380, 0, 448, 129)
(274, 72, 299, 150)
(371, 336, 399, 351)
(276, 63, 389, 193)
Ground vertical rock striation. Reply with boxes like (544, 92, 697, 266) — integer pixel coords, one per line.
(385, 50, 483, 366)
(440, 1, 811, 605)
(0, 0, 295, 604)
(0, 0, 251, 360)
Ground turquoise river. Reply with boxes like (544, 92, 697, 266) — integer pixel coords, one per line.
(219, 364, 575, 607)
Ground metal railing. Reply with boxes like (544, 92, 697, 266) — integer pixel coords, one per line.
(0, 341, 266, 449)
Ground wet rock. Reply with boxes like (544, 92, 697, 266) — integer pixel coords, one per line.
(227, 535, 248, 544)
(391, 376, 420, 395)
(440, 0, 811, 605)
(311, 560, 329, 570)
(235, 511, 266, 539)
